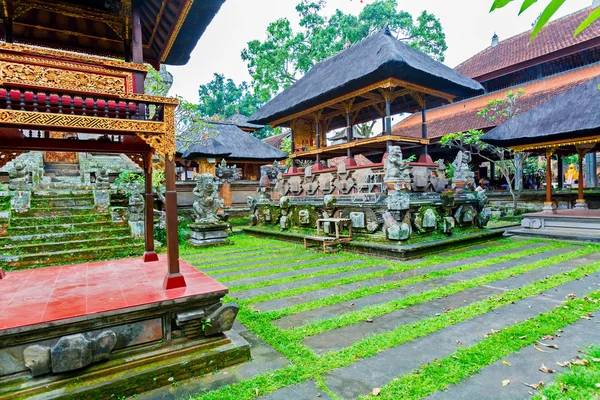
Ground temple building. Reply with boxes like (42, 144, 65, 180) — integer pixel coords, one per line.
(0, 1, 250, 397)
(392, 4, 600, 187)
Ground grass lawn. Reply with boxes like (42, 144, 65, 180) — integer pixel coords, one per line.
(147, 234, 600, 400)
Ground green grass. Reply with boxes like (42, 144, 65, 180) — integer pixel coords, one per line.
(189, 238, 600, 400)
(533, 346, 600, 400)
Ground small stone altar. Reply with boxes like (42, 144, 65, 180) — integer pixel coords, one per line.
(8, 162, 31, 213)
(189, 174, 230, 246)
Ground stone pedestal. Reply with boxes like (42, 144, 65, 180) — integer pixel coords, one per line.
(93, 189, 110, 211)
(129, 221, 145, 238)
(189, 223, 229, 247)
(11, 190, 30, 213)
(542, 201, 557, 214)
(574, 199, 589, 209)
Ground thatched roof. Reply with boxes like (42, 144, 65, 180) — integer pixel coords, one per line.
(262, 130, 290, 149)
(249, 27, 483, 127)
(178, 121, 287, 161)
(226, 113, 264, 131)
(482, 75, 600, 147)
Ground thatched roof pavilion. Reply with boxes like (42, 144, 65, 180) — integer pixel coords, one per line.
(248, 27, 483, 168)
(482, 75, 600, 153)
(482, 75, 600, 212)
(226, 113, 265, 133)
(177, 121, 287, 180)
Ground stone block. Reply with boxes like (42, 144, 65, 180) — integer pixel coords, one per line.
(298, 209, 310, 225)
(522, 217, 542, 229)
(386, 222, 410, 241)
(441, 216, 455, 234)
(50, 334, 93, 373)
(129, 220, 145, 238)
(280, 215, 291, 230)
(93, 189, 110, 211)
(11, 190, 30, 213)
(203, 303, 240, 337)
(422, 209, 437, 229)
(350, 212, 365, 229)
(91, 331, 117, 363)
(23, 345, 51, 377)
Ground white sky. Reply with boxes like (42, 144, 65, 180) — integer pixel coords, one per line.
(168, 0, 593, 103)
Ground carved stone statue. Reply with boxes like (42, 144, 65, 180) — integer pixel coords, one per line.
(192, 174, 223, 224)
(95, 168, 110, 190)
(384, 146, 411, 184)
(8, 162, 29, 191)
(216, 159, 240, 181)
(128, 191, 145, 222)
(451, 151, 475, 183)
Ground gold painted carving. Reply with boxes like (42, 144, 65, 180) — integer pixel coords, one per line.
(0, 109, 165, 134)
(127, 153, 146, 172)
(0, 150, 24, 169)
(0, 62, 126, 95)
(134, 104, 176, 160)
(292, 118, 316, 153)
(0, 41, 147, 72)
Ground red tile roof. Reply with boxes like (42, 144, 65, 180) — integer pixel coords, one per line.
(392, 63, 600, 140)
(456, 7, 600, 80)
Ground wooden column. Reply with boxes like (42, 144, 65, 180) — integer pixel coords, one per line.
(557, 155, 564, 189)
(143, 152, 159, 262)
(131, 2, 145, 94)
(315, 115, 321, 167)
(345, 102, 356, 166)
(575, 147, 589, 209)
(3, 17, 12, 43)
(543, 149, 556, 213)
(490, 161, 496, 181)
(385, 99, 392, 135)
(421, 106, 428, 157)
(163, 158, 186, 289)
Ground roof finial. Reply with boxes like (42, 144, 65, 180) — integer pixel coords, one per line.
(383, 23, 391, 36)
(491, 32, 500, 47)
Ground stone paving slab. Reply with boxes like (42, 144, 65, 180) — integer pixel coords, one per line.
(185, 247, 289, 263)
(197, 253, 317, 271)
(135, 320, 289, 400)
(231, 265, 390, 300)
(259, 380, 333, 400)
(321, 271, 600, 399)
(273, 247, 573, 329)
(255, 243, 546, 313)
(210, 256, 345, 279)
(226, 259, 368, 287)
(427, 316, 600, 400)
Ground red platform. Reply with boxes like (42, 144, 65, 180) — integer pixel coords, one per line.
(0, 256, 227, 331)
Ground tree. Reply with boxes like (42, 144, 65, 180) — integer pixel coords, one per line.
(440, 89, 527, 211)
(197, 73, 264, 118)
(490, 0, 600, 40)
(242, 0, 447, 98)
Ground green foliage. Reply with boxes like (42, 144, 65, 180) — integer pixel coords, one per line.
(0, 194, 10, 212)
(281, 135, 292, 155)
(154, 222, 190, 246)
(114, 171, 144, 198)
(197, 73, 264, 118)
(490, 0, 598, 40)
(440, 89, 527, 210)
(241, 0, 447, 98)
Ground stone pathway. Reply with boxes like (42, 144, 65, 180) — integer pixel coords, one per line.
(138, 236, 600, 400)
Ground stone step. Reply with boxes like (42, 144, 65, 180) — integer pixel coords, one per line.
(1, 235, 137, 256)
(0, 242, 144, 270)
(9, 213, 111, 227)
(18, 206, 96, 218)
(0, 227, 131, 246)
(30, 197, 95, 208)
(8, 220, 116, 235)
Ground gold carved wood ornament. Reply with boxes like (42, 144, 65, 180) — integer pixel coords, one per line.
(0, 62, 127, 95)
(0, 150, 24, 169)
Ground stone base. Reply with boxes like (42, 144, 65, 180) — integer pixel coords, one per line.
(542, 201, 557, 214)
(0, 331, 250, 400)
(574, 199, 588, 209)
(189, 223, 229, 247)
(0, 267, 5, 279)
(163, 272, 187, 290)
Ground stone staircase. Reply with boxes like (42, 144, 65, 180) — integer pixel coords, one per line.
(0, 190, 144, 270)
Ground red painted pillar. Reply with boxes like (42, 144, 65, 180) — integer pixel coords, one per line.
(143, 152, 159, 262)
(163, 158, 186, 289)
(0, 268, 5, 279)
